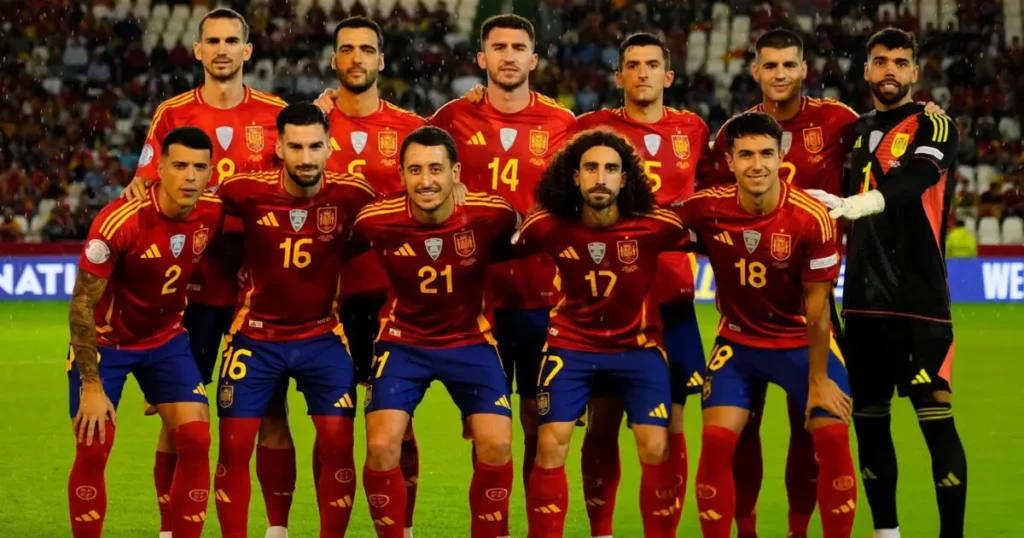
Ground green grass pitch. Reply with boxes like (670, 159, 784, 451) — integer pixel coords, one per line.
(1, 301, 1020, 537)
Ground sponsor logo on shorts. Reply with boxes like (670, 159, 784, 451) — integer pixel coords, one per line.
(485, 488, 509, 501)
(76, 486, 98, 501)
(368, 494, 390, 508)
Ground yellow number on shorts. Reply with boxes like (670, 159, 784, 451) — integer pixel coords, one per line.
(707, 344, 734, 372)
(347, 159, 367, 180)
(644, 161, 662, 192)
(216, 157, 236, 184)
(372, 351, 390, 379)
(488, 157, 520, 192)
(161, 265, 182, 295)
(780, 162, 796, 184)
(221, 347, 251, 380)
(418, 265, 453, 294)
(584, 270, 617, 297)
(537, 355, 564, 387)
(280, 238, 313, 269)
(734, 258, 767, 288)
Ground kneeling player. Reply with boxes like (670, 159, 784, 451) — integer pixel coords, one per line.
(213, 104, 377, 538)
(352, 127, 518, 538)
(515, 130, 687, 538)
(681, 112, 856, 538)
(67, 128, 221, 538)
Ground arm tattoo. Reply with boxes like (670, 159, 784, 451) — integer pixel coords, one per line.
(69, 271, 107, 384)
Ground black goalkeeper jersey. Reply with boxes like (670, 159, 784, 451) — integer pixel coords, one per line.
(844, 102, 959, 323)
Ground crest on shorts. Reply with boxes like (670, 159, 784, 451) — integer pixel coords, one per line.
(290, 209, 308, 232)
(317, 207, 337, 234)
(743, 230, 761, 253)
(425, 237, 443, 260)
(891, 133, 910, 158)
(454, 230, 476, 257)
(245, 125, 264, 152)
(192, 228, 209, 255)
(529, 129, 548, 156)
(350, 131, 368, 154)
(218, 385, 234, 408)
(781, 131, 793, 155)
(803, 126, 824, 154)
(169, 234, 186, 259)
(617, 239, 639, 264)
(702, 377, 712, 401)
(588, 242, 607, 264)
(644, 134, 661, 156)
(672, 134, 690, 159)
(537, 391, 550, 416)
(378, 130, 398, 157)
(771, 233, 792, 261)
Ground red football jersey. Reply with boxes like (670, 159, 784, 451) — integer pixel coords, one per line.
(137, 86, 287, 307)
(514, 208, 689, 353)
(576, 107, 710, 305)
(78, 188, 223, 350)
(351, 193, 520, 348)
(217, 170, 377, 341)
(703, 97, 858, 196)
(327, 100, 427, 300)
(429, 93, 576, 310)
(681, 182, 839, 349)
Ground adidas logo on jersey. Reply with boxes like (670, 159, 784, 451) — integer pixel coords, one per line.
(141, 244, 162, 258)
(648, 403, 668, 419)
(467, 132, 487, 145)
(911, 369, 932, 385)
(334, 394, 354, 408)
(257, 213, 280, 227)
(713, 232, 733, 245)
(558, 246, 580, 259)
(393, 243, 415, 256)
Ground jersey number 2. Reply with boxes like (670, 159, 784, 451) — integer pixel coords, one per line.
(161, 265, 181, 295)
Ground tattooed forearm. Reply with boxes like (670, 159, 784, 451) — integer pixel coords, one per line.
(69, 271, 107, 385)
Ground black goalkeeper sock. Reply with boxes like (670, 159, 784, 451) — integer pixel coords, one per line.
(916, 403, 967, 538)
(852, 404, 899, 530)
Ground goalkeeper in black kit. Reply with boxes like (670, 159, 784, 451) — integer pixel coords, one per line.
(808, 28, 966, 538)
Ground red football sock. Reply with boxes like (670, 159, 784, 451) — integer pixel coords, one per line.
(580, 431, 620, 536)
(68, 420, 115, 538)
(312, 416, 356, 537)
(697, 426, 739, 538)
(257, 444, 297, 528)
(153, 451, 177, 533)
(522, 434, 538, 490)
(640, 461, 679, 538)
(669, 432, 688, 529)
(400, 432, 420, 529)
(470, 459, 513, 538)
(170, 421, 211, 538)
(786, 397, 818, 538)
(364, 465, 406, 538)
(215, 417, 260, 538)
(812, 424, 857, 538)
(527, 464, 568, 538)
(734, 393, 765, 538)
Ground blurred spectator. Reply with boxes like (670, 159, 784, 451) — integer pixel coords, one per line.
(979, 181, 1004, 218)
(946, 219, 979, 258)
(956, 179, 979, 219)
(0, 206, 24, 242)
(1003, 178, 1024, 219)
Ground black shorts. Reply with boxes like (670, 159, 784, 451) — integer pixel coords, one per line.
(493, 308, 550, 399)
(182, 303, 235, 385)
(341, 295, 387, 385)
(843, 315, 954, 403)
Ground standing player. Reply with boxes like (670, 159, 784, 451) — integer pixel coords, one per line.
(683, 112, 857, 538)
(352, 127, 517, 538)
(428, 14, 576, 496)
(807, 29, 966, 538)
(574, 32, 710, 535)
(212, 104, 376, 538)
(67, 128, 221, 538)
(125, 9, 297, 536)
(701, 29, 858, 538)
(515, 130, 686, 538)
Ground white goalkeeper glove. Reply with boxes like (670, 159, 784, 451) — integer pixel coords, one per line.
(804, 189, 886, 220)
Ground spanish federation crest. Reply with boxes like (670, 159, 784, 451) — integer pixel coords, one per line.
(742, 230, 761, 253)
(218, 385, 234, 408)
(245, 125, 264, 152)
(454, 231, 476, 257)
(644, 134, 661, 156)
(588, 242, 607, 264)
(803, 126, 824, 154)
(672, 134, 690, 159)
(771, 233, 792, 261)
(537, 391, 550, 416)
(425, 237, 443, 260)
(890, 133, 910, 158)
(290, 209, 308, 232)
(192, 228, 210, 255)
(617, 239, 639, 264)
(317, 207, 337, 234)
(378, 130, 398, 157)
(781, 131, 793, 155)
(529, 129, 548, 156)
(170, 234, 186, 258)
(351, 131, 368, 154)
(215, 126, 233, 151)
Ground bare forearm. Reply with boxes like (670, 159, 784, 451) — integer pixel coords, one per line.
(69, 271, 106, 384)
(807, 314, 831, 378)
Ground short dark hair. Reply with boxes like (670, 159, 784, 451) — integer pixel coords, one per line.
(198, 8, 249, 43)
(333, 16, 384, 51)
(480, 14, 535, 46)
(755, 28, 803, 57)
(536, 129, 654, 220)
(275, 103, 329, 134)
(400, 126, 458, 167)
(724, 112, 784, 152)
(161, 127, 213, 157)
(867, 27, 918, 61)
(617, 32, 671, 71)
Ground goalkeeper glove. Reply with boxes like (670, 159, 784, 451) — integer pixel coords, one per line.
(804, 189, 886, 220)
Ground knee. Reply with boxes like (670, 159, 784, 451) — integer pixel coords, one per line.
(257, 414, 293, 448)
(475, 433, 512, 466)
(366, 433, 401, 470)
(75, 437, 113, 467)
(536, 428, 571, 468)
(636, 433, 668, 465)
(175, 422, 211, 455)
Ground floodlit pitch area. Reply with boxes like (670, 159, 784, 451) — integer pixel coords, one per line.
(3, 302, 1020, 537)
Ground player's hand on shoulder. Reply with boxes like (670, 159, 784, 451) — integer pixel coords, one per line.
(122, 176, 153, 201)
(465, 84, 485, 104)
(806, 373, 851, 425)
(920, 101, 946, 116)
(804, 189, 843, 211)
(73, 383, 117, 446)
(452, 181, 468, 206)
(315, 88, 339, 113)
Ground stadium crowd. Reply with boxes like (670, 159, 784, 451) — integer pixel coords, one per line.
(1, 0, 1022, 243)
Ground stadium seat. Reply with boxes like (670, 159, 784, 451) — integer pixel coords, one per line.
(958, 165, 976, 190)
(878, 2, 897, 20)
(161, 33, 180, 50)
(977, 217, 1001, 245)
(976, 165, 997, 193)
(255, 58, 275, 78)
(150, 4, 170, 22)
(726, 59, 746, 77)
(419, 0, 441, 11)
(147, 17, 166, 35)
(295, 0, 313, 19)
(12, 215, 28, 237)
(133, 2, 151, 20)
(377, 0, 398, 14)
(732, 15, 751, 36)
(963, 216, 977, 235)
(92, 4, 111, 20)
(838, 57, 852, 74)
(1003, 217, 1024, 244)
(171, 5, 191, 22)
(191, 5, 209, 23)
(340, 0, 359, 11)
(113, 0, 132, 20)
(795, 15, 813, 33)
(165, 19, 186, 40)
(823, 87, 841, 100)
(317, 0, 337, 12)
(142, 33, 160, 53)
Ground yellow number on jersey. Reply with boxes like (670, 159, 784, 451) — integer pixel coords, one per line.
(537, 354, 564, 387)
(161, 265, 181, 295)
(584, 270, 617, 297)
(216, 157, 236, 184)
(418, 265, 453, 294)
(280, 238, 312, 269)
(861, 162, 872, 193)
(780, 162, 797, 184)
(347, 159, 367, 180)
(488, 157, 520, 192)
(221, 347, 251, 380)
(644, 161, 663, 192)
(707, 344, 734, 372)
(734, 258, 767, 288)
